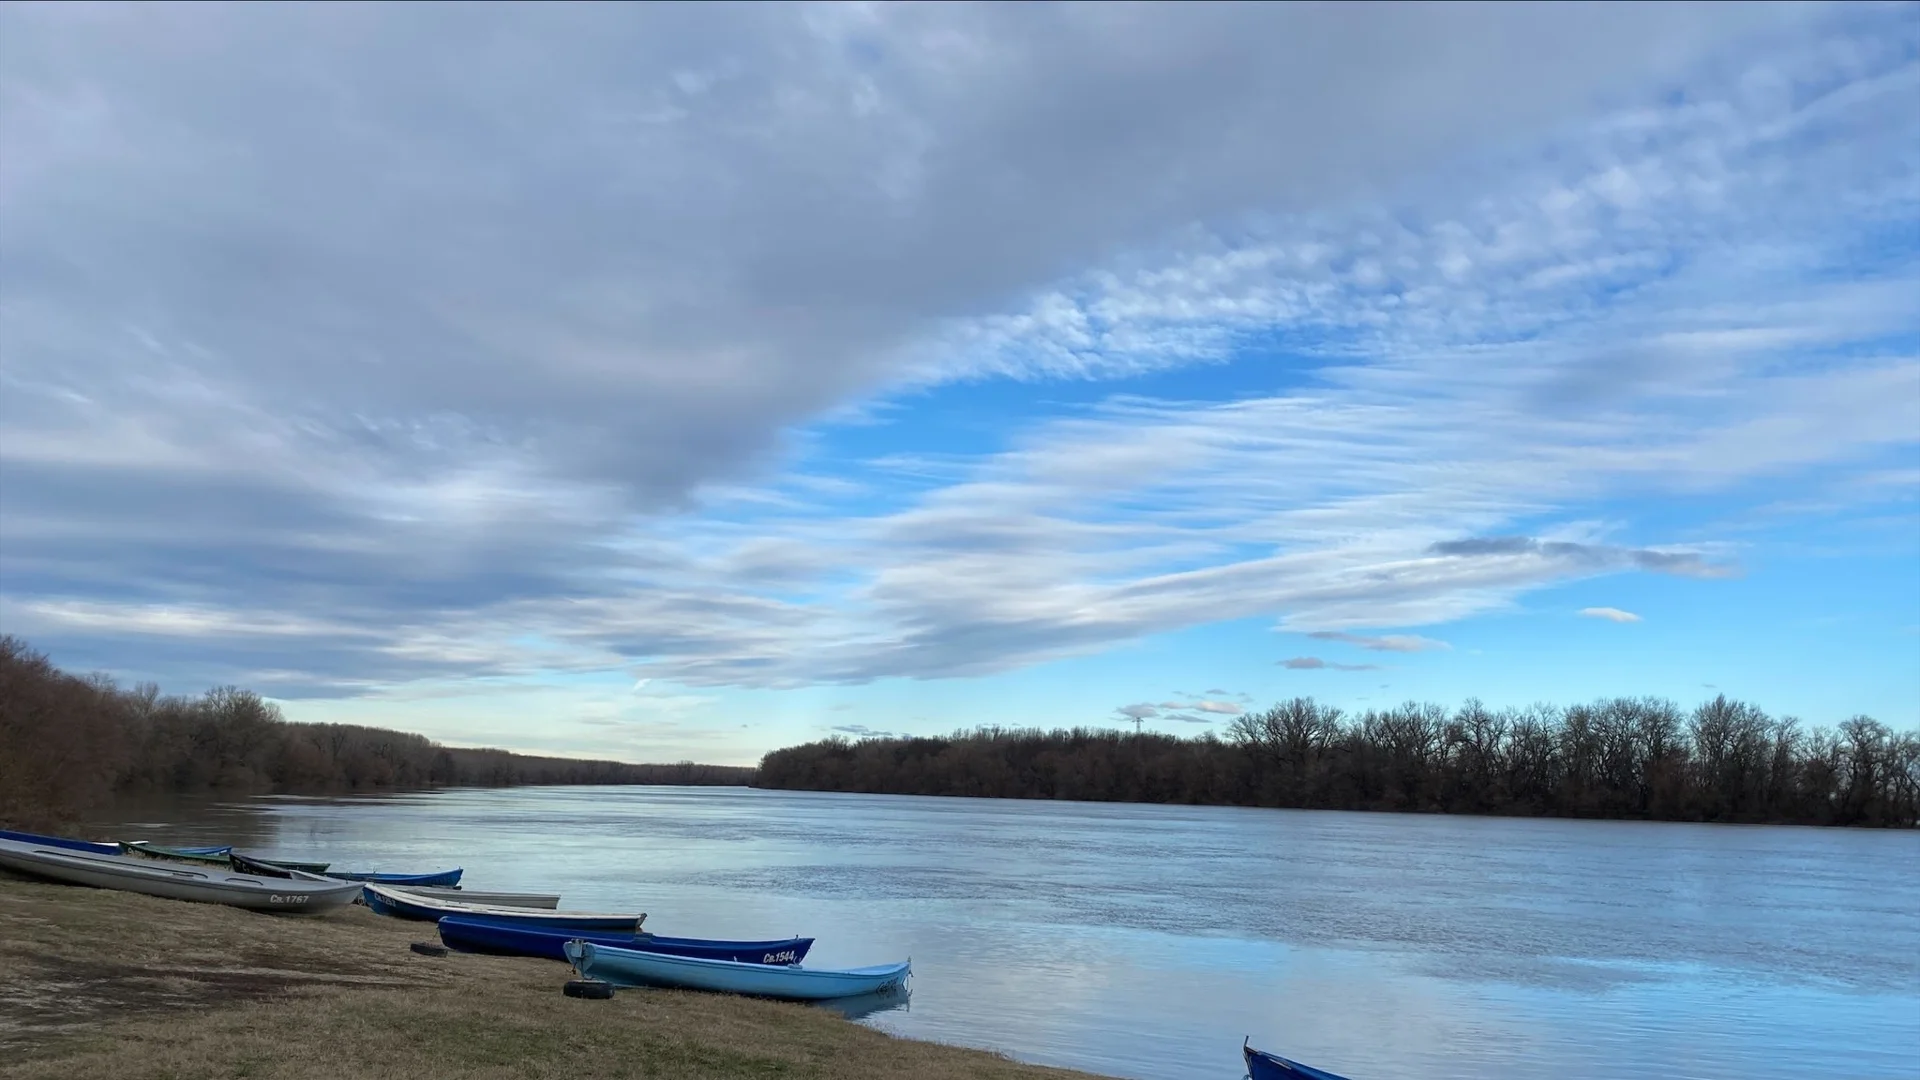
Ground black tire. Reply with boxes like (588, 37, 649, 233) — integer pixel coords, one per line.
(410, 941, 448, 957)
(563, 979, 615, 1000)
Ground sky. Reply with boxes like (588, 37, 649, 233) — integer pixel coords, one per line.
(1, 1, 1915, 766)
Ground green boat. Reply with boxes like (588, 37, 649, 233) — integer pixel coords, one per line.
(120, 841, 233, 867)
(230, 852, 333, 876)
(123, 843, 332, 876)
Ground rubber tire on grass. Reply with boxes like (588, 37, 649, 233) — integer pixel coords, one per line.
(564, 979, 615, 1000)
(410, 942, 448, 957)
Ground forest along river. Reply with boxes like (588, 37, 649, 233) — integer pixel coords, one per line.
(93, 786, 1920, 1080)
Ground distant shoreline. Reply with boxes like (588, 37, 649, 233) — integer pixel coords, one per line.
(754, 698, 1920, 829)
(0, 635, 752, 833)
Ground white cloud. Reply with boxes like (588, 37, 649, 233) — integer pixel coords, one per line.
(1280, 657, 1383, 672)
(1307, 631, 1452, 653)
(1, 4, 1913, 705)
(1579, 607, 1645, 623)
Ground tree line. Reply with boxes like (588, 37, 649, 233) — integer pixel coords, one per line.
(754, 695, 1920, 828)
(0, 636, 752, 830)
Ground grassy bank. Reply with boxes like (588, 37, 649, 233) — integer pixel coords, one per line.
(0, 875, 1104, 1080)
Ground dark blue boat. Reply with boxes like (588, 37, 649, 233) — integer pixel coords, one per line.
(437, 914, 814, 966)
(0, 829, 119, 856)
(1244, 1039, 1353, 1080)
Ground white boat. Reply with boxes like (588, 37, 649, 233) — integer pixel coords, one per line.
(0, 836, 363, 914)
(388, 885, 561, 909)
(361, 882, 642, 929)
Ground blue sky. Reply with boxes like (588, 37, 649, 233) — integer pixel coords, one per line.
(1, 2, 1915, 765)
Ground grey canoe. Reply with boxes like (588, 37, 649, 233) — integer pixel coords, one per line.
(0, 836, 362, 914)
(387, 885, 562, 909)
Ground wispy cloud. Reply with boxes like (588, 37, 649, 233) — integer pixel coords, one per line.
(1115, 695, 1242, 725)
(1430, 538, 1734, 579)
(1579, 607, 1644, 623)
(829, 724, 904, 740)
(1307, 631, 1451, 653)
(1280, 657, 1383, 672)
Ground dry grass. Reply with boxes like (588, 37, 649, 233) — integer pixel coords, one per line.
(0, 874, 1107, 1080)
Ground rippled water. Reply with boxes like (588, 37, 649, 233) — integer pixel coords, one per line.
(93, 786, 1920, 1080)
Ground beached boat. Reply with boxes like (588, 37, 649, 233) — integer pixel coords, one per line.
(393, 884, 554, 908)
(120, 841, 233, 867)
(437, 914, 812, 965)
(0, 836, 362, 914)
(329, 868, 464, 888)
(227, 855, 461, 887)
(229, 852, 332, 875)
(0, 829, 119, 856)
(1243, 1040, 1353, 1080)
(563, 940, 909, 1001)
(361, 882, 642, 930)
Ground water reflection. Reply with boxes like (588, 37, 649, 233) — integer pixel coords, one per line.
(812, 986, 911, 1022)
(84, 787, 1920, 1080)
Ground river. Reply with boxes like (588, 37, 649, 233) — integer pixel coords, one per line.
(90, 785, 1920, 1080)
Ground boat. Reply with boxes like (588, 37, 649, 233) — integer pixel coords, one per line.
(120, 841, 233, 867)
(812, 986, 911, 1021)
(563, 940, 910, 1002)
(1244, 1040, 1354, 1080)
(0, 828, 119, 856)
(328, 868, 464, 888)
(437, 914, 813, 965)
(392, 885, 555, 908)
(226, 856, 460, 887)
(361, 882, 643, 930)
(0, 836, 363, 914)
(229, 852, 332, 875)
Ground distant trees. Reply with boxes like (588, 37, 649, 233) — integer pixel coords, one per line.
(756, 694, 1920, 828)
(0, 636, 753, 830)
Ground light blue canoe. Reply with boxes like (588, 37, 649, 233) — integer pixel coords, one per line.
(564, 939, 910, 1001)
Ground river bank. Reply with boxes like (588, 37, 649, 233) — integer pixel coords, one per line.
(0, 874, 1105, 1080)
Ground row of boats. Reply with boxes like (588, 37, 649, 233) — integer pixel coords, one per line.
(0, 828, 910, 1003)
(0, 827, 1348, 1077)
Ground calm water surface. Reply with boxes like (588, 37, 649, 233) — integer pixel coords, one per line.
(95, 787, 1920, 1080)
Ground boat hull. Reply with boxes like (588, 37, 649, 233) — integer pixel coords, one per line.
(0, 838, 362, 914)
(121, 842, 233, 867)
(230, 853, 332, 876)
(361, 883, 641, 930)
(0, 829, 119, 856)
(395, 885, 556, 908)
(437, 914, 812, 965)
(330, 868, 464, 887)
(1244, 1043, 1353, 1080)
(564, 940, 909, 1002)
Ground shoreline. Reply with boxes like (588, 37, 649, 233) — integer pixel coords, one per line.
(0, 874, 1111, 1080)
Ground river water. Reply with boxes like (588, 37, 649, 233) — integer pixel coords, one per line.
(91, 786, 1919, 1080)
